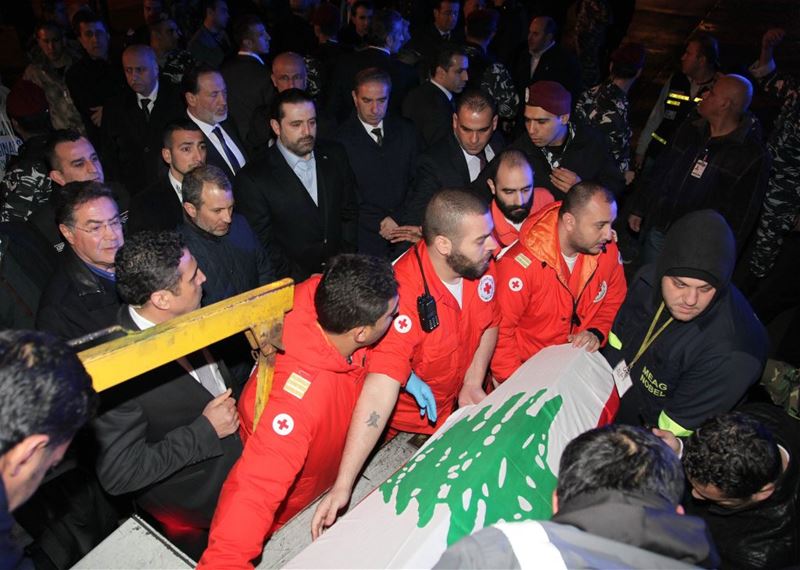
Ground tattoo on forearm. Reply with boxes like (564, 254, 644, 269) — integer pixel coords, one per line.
(366, 411, 380, 428)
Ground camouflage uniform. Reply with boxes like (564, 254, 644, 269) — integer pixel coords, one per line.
(748, 62, 800, 278)
(0, 135, 52, 223)
(574, 0, 612, 89)
(22, 49, 85, 133)
(573, 79, 631, 174)
(160, 49, 197, 85)
(463, 44, 519, 120)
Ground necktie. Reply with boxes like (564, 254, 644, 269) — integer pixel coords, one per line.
(140, 98, 151, 121)
(211, 126, 242, 174)
(477, 149, 487, 171)
(184, 349, 223, 396)
(371, 127, 383, 147)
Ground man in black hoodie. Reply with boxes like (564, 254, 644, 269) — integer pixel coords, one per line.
(603, 210, 767, 436)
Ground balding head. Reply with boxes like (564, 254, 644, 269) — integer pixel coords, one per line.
(122, 45, 159, 96)
(272, 52, 307, 92)
(697, 74, 753, 121)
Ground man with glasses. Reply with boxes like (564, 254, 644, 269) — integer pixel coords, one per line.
(35, 182, 124, 341)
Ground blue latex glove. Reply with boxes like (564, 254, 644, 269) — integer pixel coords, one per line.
(405, 372, 438, 423)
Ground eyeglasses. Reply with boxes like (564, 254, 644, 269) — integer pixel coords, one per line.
(70, 218, 123, 236)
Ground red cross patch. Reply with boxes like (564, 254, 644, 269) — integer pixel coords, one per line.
(478, 275, 495, 302)
(393, 314, 412, 334)
(508, 277, 523, 292)
(272, 413, 294, 436)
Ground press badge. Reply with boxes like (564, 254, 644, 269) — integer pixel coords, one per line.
(691, 158, 708, 178)
(613, 359, 633, 397)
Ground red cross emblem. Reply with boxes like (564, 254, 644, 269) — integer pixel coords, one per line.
(509, 277, 523, 292)
(478, 275, 495, 302)
(394, 314, 412, 333)
(272, 413, 294, 435)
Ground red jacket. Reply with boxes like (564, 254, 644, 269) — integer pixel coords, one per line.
(199, 277, 368, 568)
(491, 188, 556, 254)
(368, 241, 500, 434)
(491, 202, 626, 382)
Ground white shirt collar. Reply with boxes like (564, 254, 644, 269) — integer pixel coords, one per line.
(358, 117, 384, 140)
(238, 50, 265, 65)
(276, 139, 314, 167)
(367, 45, 390, 55)
(187, 110, 216, 134)
(128, 306, 155, 330)
(168, 171, 183, 203)
(430, 79, 452, 101)
(136, 81, 159, 106)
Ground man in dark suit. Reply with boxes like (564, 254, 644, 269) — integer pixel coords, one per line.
(221, 15, 273, 146)
(93, 230, 242, 559)
(188, 0, 233, 68)
(183, 65, 248, 179)
(512, 16, 582, 104)
(402, 44, 469, 150)
(405, 0, 464, 64)
(234, 89, 358, 282)
(334, 68, 418, 257)
(338, 0, 373, 49)
(398, 88, 504, 233)
(127, 120, 207, 233)
(326, 9, 418, 123)
(102, 45, 185, 196)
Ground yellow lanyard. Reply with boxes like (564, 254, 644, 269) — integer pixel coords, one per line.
(629, 302, 673, 370)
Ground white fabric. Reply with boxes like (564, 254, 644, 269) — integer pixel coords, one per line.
(495, 520, 568, 570)
(561, 252, 578, 273)
(462, 144, 496, 182)
(187, 111, 247, 174)
(359, 118, 384, 143)
(441, 278, 463, 308)
(168, 171, 183, 203)
(136, 81, 159, 114)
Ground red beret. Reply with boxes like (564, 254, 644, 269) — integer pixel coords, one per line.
(525, 80, 571, 115)
(611, 42, 646, 70)
(6, 79, 48, 119)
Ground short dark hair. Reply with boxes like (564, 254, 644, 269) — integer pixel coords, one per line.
(433, 0, 459, 10)
(367, 9, 401, 47)
(432, 44, 467, 77)
(351, 0, 374, 15)
(162, 119, 203, 148)
(423, 188, 489, 245)
(232, 14, 263, 48)
(181, 63, 220, 99)
(271, 88, 315, 121)
(455, 87, 497, 117)
(72, 9, 106, 36)
(353, 67, 392, 91)
(45, 128, 83, 171)
(315, 254, 398, 334)
(688, 32, 720, 71)
(684, 412, 782, 499)
(202, 0, 226, 16)
(559, 181, 615, 218)
(116, 231, 186, 305)
(182, 164, 231, 206)
(0, 330, 96, 456)
(557, 424, 685, 505)
(466, 9, 499, 41)
(53, 181, 116, 227)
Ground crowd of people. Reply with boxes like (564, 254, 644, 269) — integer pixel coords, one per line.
(0, 0, 798, 568)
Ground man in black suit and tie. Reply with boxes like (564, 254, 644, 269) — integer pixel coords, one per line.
(235, 89, 358, 282)
(221, 15, 273, 146)
(326, 10, 418, 124)
(402, 44, 469, 150)
(405, 0, 464, 64)
(93, 230, 242, 559)
(512, 16, 583, 104)
(396, 88, 504, 237)
(335, 68, 417, 257)
(183, 65, 248, 179)
(102, 45, 185, 196)
(127, 120, 207, 233)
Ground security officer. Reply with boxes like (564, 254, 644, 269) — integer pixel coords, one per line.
(311, 188, 500, 538)
(603, 210, 767, 436)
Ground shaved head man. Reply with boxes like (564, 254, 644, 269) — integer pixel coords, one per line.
(122, 45, 159, 97)
(271, 52, 308, 92)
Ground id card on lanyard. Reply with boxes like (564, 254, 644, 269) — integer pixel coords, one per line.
(691, 149, 710, 179)
(615, 302, 674, 397)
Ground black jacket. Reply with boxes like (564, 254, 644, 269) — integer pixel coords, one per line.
(93, 306, 243, 530)
(512, 43, 583, 104)
(234, 141, 358, 282)
(685, 402, 800, 570)
(35, 246, 121, 341)
(334, 114, 418, 256)
(178, 214, 275, 306)
(220, 54, 274, 145)
(65, 55, 126, 146)
(126, 174, 183, 234)
(634, 113, 771, 253)
(508, 122, 625, 200)
(101, 79, 185, 195)
(402, 81, 455, 150)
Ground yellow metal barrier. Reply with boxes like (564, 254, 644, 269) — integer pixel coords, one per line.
(78, 279, 294, 393)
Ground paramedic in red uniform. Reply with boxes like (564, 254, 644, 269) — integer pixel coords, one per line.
(491, 181, 626, 384)
(198, 254, 398, 568)
(311, 188, 500, 537)
(487, 148, 554, 253)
